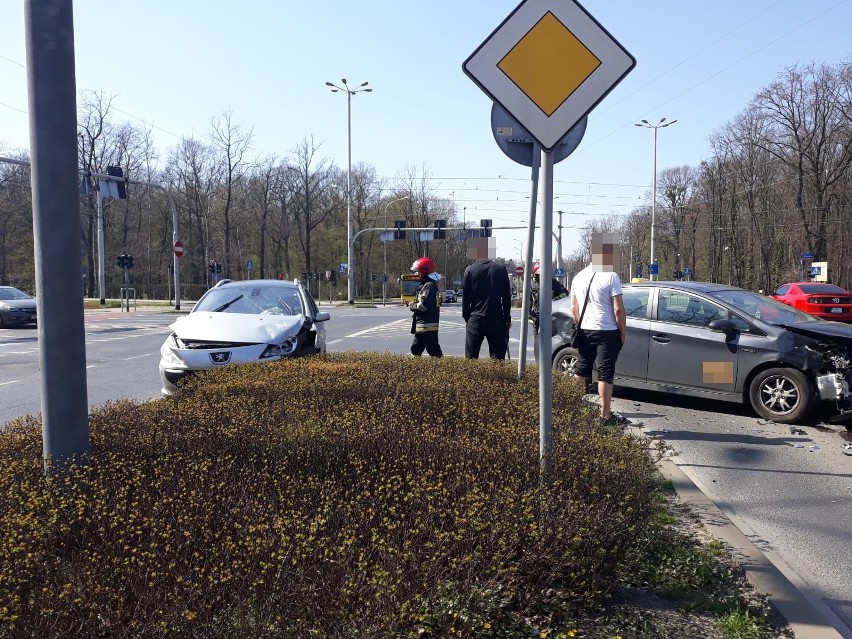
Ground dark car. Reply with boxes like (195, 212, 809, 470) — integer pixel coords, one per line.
(158, 279, 330, 395)
(443, 289, 456, 303)
(770, 282, 852, 322)
(551, 281, 852, 426)
(0, 286, 38, 328)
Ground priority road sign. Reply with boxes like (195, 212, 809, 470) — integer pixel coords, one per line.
(463, 0, 636, 151)
(173, 241, 184, 258)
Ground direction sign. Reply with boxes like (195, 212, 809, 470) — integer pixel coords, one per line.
(173, 241, 184, 258)
(463, 0, 636, 151)
(800, 252, 816, 260)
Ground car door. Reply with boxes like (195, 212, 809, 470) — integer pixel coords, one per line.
(646, 289, 738, 394)
(615, 287, 651, 382)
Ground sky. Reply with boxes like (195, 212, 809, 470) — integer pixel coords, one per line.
(2, 0, 851, 265)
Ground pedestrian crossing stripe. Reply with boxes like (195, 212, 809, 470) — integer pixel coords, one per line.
(345, 319, 467, 339)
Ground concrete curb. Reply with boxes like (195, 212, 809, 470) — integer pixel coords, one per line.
(652, 451, 848, 639)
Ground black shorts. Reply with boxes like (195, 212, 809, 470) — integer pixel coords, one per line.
(574, 329, 622, 384)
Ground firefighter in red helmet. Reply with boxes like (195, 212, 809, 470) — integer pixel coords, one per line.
(408, 257, 443, 357)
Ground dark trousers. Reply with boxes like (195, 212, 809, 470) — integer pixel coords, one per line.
(465, 323, 508, 359)
(411, 332, 443, 357)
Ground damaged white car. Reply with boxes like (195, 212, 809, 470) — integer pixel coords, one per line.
(159, 278, 330, 395)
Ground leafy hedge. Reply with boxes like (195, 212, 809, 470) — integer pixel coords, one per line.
(0, 353, 659, 638)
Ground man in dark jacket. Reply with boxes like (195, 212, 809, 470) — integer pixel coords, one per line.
(529, 260, 569, 363)
(461, 246, 512, 359)
(409, 257, 443, 357)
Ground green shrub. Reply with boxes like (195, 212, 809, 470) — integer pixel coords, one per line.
(0, 353, 660, 638)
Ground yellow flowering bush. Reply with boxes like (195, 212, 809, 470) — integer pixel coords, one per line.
(0, 353, 658, 638)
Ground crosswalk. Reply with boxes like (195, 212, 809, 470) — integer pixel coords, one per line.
(344, 318, 468, 339)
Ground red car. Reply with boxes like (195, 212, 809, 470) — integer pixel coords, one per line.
(770, 282, 852, 322)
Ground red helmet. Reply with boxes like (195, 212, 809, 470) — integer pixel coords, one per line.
(411, 257, 436, 276)
(532, 261, 542, 277)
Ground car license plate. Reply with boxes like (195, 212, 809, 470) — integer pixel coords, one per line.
(830, 307, 844, 313)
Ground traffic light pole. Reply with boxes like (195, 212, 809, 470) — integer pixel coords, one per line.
(97, 190, 106, 304)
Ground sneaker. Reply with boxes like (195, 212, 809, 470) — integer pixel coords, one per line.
(600, 413, 631, 427)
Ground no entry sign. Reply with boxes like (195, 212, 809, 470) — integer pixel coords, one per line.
(173, 241, 184, 258)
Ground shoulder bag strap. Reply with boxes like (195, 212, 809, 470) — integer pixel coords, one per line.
(577, 273, 595, 328)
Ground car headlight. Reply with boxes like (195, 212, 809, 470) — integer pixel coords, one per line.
(260, 336, 299, 359)
(160, 335, 184, 365)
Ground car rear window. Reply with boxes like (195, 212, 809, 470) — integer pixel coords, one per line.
(797, 284, 847, 294)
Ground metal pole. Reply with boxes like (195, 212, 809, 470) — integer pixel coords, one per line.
(97, 190, 106, 303)
(557, 209, 564, 286)
(518, 143, 540, 377)
(539, 149, 555, 479)
(650, 126, 657, 282)
(25, 0, 89, 470)
(346, 90, 354, 304)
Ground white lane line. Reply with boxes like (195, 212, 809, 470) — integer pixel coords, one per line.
(327, 339, 343, 345)
(122, 354, 150, 361)
(0, 380, 19, 386)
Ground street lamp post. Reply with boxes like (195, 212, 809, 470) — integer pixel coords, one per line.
(326, 78, 371, 304)
(382, 195, 410, 306)
(635, 117, 677, 281)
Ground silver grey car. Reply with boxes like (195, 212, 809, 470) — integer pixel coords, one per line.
(0, 286, 37, 328)
(551, 282, 852, 426)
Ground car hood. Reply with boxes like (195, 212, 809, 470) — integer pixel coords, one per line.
(0, 298, 36, 309)
(169, 312, 304, 344)
(781, 320, 852, 345)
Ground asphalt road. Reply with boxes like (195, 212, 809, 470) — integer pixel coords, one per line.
(2, 302, 851, 637)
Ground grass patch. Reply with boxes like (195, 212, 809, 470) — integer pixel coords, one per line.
(0, 353, 788, 638)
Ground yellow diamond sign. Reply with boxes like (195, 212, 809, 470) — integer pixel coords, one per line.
(498, 12, 601, 117)
(464, 0, 635, 151)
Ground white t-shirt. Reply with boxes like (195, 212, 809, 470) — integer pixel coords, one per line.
(569, 264, 623, 331)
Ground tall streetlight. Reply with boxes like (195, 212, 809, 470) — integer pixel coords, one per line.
(382, 194, 410, 306)
(326, 78, 371, 304)
(635, 117, 676, 281)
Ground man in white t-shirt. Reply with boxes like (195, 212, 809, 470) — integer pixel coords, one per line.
(569, 233, 627, 426)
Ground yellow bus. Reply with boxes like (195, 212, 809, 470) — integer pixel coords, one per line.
(400, 273, 420, 306)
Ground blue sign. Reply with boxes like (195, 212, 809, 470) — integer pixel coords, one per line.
(246, 259, 253, 271)
(554, 268, 565, 277)
(635, 264, 642, 277)
(648, 263, 659, 276)
(339, 263, 348, 274)
(683, 267, 693, 275)
(800, 252, 816, 260)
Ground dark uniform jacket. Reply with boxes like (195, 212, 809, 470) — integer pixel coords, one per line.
(410, 276, 440, 334)
(529, 278, 569, 329)
(461, 259, 512, 328)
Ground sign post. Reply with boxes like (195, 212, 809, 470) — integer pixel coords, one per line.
(464, 0, 635, 476)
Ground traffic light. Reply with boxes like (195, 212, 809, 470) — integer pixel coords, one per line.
(216, 263, 222, 274)
(208, 261, 215, 275)
(371, 272, 377, 282)
(117, 254, 126, 268)
(126, 255, 134, 269)
(480, 219, 492, 238)
(106, 166, 127, 199)
(433, 219, 446, 240)
(394, 220, 407, 240)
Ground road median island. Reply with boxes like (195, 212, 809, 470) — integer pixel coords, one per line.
(0, 353, 792, 638)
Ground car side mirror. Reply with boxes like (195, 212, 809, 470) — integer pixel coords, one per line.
(315, 311, 331, 322)
(709, 319, 736, 334)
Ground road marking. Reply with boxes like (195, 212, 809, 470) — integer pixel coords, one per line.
(0, 380, 19, 386)
(122, 354, 150, 361)
(345, 319, 467, 339)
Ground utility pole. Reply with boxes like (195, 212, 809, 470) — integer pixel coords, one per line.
(26, 0, 89, 471)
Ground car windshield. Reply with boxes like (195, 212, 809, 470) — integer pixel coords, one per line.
(194, 285, 303, 316)
(0, 288, 32, 301)
(710, 289, 822, 325)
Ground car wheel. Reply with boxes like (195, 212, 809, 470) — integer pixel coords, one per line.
(553, 347, 580, 377)
(748, 367, 815, 424)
